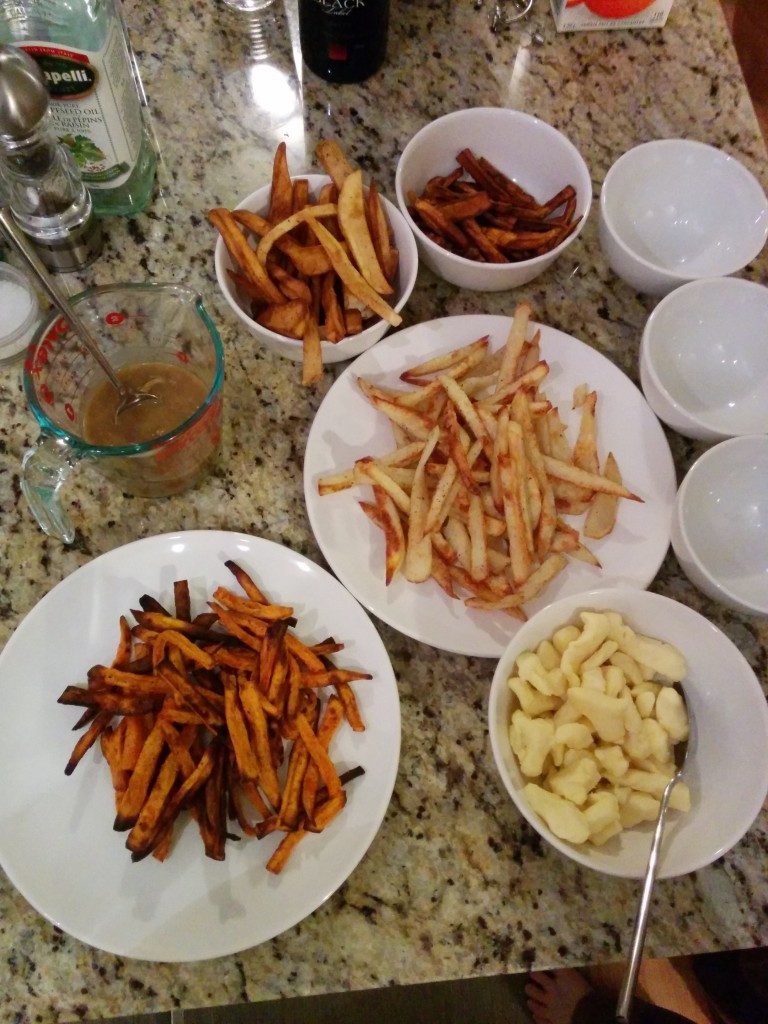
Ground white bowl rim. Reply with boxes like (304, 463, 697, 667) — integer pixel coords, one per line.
(599, 139, 768, 282)
(395, 106, 593, 273)
(214, 173, 418, 353)
(488, 585, 768, 877)
(674, 434, 768, 616)
(640, 276, 768, 436)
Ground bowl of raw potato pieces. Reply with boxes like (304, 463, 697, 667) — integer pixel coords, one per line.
(488, 587, 768, 878)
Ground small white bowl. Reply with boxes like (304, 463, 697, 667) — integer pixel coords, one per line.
(0, 263, 40, 365)
(394, 107, 592, 292)
(671, 436, 768, 616)
(599, 139, 768, 297)
(214, 175, 418, 364)
(639, 277, 768, 442)
(488, 587, 768, 878)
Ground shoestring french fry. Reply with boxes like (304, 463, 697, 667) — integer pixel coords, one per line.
(58, 560, 371, 873)
(317, 303, 643, 619)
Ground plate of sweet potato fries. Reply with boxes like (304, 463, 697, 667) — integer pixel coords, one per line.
(0, 531, 399, 961)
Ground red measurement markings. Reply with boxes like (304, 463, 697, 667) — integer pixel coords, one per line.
(25, 316, 71, 379)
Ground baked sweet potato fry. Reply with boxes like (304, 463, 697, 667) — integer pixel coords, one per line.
(58, 560, 371, 874)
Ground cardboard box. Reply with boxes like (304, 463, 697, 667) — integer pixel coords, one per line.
(550, 0, 673, 31)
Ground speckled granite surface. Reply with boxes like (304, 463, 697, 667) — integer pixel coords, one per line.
(0, 1, 766, 1021)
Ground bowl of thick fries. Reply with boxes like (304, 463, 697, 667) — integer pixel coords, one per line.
(488, 587, 768, 878)
(212, 141, 418, 384)
(394, 107, 591, 291)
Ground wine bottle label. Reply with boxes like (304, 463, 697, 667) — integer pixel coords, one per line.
(307, 0, 368, 14)
(20, 20, 142, 190)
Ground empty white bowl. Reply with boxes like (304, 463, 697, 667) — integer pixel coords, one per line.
(599, 139, 768, 296)
(214, 175, 418, 364)
(671, 435, 768, 616)
(639, 277, 768, 442)
(489, 587, 768, 878)
(395, 107, 592, 291)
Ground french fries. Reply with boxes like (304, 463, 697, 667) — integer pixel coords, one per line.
(317, 303, 642, 619)
(406, 148, 581, 264)
(58, 561, 371, 873)
(210, 140, 402, 386)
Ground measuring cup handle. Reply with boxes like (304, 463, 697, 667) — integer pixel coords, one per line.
(21, 434, 82, 545)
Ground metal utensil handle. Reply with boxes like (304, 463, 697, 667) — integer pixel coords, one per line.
(0, 206, 124, 393)
(615, 774, 680, 1023)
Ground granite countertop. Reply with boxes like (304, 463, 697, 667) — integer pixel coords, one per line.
(1, 0, 767, 1021)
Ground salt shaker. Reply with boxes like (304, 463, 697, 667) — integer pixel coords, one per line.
(0, 44, 102, 272)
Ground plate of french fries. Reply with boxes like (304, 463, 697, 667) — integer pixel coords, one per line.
(304, 307, 677, 657)
(0, 531, 400, 961)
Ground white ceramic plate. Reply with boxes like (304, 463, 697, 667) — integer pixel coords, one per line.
(304, 315, 676, 658)
(0, 531, 400, 962)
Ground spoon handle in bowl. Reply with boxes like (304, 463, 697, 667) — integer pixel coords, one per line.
(615, 773, 681, 1023)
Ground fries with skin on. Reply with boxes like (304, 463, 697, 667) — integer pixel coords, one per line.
(317, 303, 642, 619)
(210, 140, 402, 386)
(58, 561, 370, 874)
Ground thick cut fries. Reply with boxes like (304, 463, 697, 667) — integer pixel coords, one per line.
(59, 561, 370, 873)
(210, 139, 400, 386)
(317, 303, 642, 618)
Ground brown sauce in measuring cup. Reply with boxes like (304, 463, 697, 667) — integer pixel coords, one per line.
(82, 362, 208, 447)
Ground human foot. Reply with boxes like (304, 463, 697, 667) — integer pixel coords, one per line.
(525, 968, 593, 1024)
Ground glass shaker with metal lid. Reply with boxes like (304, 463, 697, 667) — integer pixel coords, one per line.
(0, 44, 102, 272)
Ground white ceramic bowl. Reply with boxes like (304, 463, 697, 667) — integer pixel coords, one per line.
(671, 436, 768, 616)
(599, 139, 768, 297)
(394, 107, 592, 292)
(214, 175, 418, 363)
(639, 277, 768, 442)
(488, 587, 768, 878)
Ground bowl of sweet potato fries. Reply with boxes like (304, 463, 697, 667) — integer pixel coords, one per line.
(212, 140, 418, 386)
(395, 107, 592, 291)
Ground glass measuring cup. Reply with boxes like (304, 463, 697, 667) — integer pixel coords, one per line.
(22, 282, 225, 544)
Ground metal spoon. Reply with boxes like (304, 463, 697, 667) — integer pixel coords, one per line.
(616, 683, 692, 1023)
(0, 206, 157, 419)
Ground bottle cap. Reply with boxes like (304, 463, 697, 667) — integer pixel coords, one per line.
(0, 45, 49, 144)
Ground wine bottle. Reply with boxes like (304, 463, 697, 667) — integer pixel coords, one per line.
(298, 0, 390, 84)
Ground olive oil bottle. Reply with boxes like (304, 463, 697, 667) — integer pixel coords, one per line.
(0, 0, 156, 217)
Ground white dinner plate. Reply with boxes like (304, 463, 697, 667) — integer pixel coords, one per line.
(0, 531, 400, 962)
(304, 315, 676, 658)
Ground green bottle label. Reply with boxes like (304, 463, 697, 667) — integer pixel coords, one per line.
(21, 21, 142, 189)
